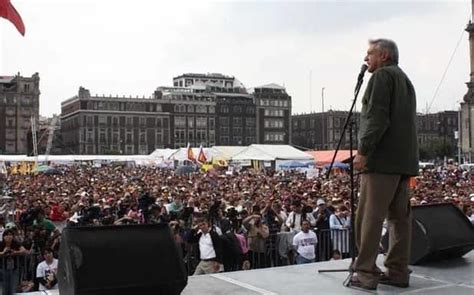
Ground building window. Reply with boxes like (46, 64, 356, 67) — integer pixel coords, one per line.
(233, 117, 242, 126)
(220, 127, 229, 135)
(245, 118, 255, 127)
(188, 118, 194, 129)
(175, 116, 186, 128)
(219, 117, 229, 125)
(221, 105, 229, 113)
(196, 117, 207, 128)
(187, 105, 194, 113)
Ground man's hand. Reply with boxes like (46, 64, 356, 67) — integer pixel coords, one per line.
(353, 154, 367, 171)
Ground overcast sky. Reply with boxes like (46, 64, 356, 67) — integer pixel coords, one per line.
(0, 0, 471, 117)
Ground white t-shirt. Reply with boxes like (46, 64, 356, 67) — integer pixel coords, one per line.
(36, 259, 59, 291)
(293, 230, 318, 259)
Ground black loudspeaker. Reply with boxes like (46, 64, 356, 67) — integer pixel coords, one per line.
(58, 223, 187, 295)
(383, 203, 474, 265)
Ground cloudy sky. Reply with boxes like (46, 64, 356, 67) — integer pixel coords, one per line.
(0, 0, 471, 117)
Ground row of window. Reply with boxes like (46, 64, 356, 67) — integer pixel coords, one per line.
(264, 133, 285, 142)
(174, 117, 214, 129)
(80, 115, 169, 128)
(218, 117, 256, 127)
(219, 105, 255, 114)
(260, 99, 289, 107)
(82, 144, 148, 155)
(174, 104, 214, 113)
(264, 109, 285, 117)
(86, 101, 162, 113)
(1, 96, 34, 105)
(219, 127, 256, 136)
(218, 136, 255, 145)
(264, 119, 284, 128)
(82, 129, 168, 145)
(167, 94, 215, 102)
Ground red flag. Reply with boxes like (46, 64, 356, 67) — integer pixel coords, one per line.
(0, 0, 25, 36)
(197, 145, 207, 163)
(187, 144, 195, 161)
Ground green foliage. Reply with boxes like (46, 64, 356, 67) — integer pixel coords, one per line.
(419, 138, 454, 161)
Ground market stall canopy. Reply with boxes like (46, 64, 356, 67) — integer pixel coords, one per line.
(232, 145, 314, 161)
(306, 150, 357, 167)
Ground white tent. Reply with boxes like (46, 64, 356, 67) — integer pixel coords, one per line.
(149, 148, 178, 159)
(210, 146, 247, 160)
(167, 147, 218, 161)
(232, 145, 314, 161)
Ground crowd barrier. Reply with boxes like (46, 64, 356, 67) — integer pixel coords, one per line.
(185, 228, 353, 275)
(0, 253, 41, 294)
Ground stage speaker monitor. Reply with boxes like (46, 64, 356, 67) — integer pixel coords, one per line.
(58, 223, 187, 295)
(383, 203, 474, 265)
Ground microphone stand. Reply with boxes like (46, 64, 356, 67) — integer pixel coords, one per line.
(317, 66, 367, 286)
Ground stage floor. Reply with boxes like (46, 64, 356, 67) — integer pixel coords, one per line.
(182, 252, 474, 295)
(18, 252, 473, 295)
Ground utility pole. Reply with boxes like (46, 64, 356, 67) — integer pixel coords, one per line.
(322, 87, 325, 150)
(30, 116, 38, 165)
(309, 70, 313, 113)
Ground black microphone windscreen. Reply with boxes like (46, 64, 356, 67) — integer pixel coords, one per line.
(360, 64, 368, 73)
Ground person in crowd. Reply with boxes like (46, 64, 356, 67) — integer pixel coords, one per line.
(329, 205, 351, 259)
(0, 157, 470, 283)
(313, 198, 332, 261)
(261, 198, 284, 266)
(36, 248, 58, 291)
(0, 229, 27, 294)
(243, 211, 269, 269)
(292, 220, 318, 264)
(285, 199, 316, 233)
(187, 218, 223, 275)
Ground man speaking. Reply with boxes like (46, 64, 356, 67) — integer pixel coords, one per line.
(351, 39, 419, 290)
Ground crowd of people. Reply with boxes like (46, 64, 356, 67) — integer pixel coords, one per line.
(0, 162, 472, 292)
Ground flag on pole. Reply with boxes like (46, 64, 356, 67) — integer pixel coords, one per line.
(0, 0, 26, 36)
(197, 145, 207, 164)
(187, 143, 195, 162)
(10, 163, 18, 174)
(0, 161, 7, 175)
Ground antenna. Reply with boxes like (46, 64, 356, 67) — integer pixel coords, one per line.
(309, 70, 313, 112)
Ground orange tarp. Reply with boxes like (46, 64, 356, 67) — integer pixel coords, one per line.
(305, 150, 357, 167)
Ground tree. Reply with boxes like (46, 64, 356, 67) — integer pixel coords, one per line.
(419, 138, 455, 161)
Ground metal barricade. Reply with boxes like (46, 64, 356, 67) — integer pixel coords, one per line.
(185, 228, 355, 275)
(0, 253, 41, 294)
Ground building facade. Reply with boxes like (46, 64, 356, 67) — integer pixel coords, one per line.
(251, 84, 292, 144)
(61, 87, 171, 155)
(153, 86, 216, 148)
(417, 111, 459, 156)
(212, 86, 256, 146)
(173, 73, 240, 89)
(292, 111, 359, 150)
(460, 1, 474, 162)
(291, 110, 458, 157)
(59, 73, 293, 154)
(0, 73, 40, 154)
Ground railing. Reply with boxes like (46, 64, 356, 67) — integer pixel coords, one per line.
(0, 253, 41, 294)
(185, 228, 354, 275)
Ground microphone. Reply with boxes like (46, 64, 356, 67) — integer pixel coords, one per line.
(357, 64, 368, 81)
